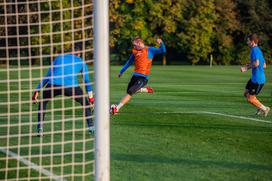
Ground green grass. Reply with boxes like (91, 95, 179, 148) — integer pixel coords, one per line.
(0, 67, 94, 181)
(0, 66, 272, 180)
(110, 66, 272, 181)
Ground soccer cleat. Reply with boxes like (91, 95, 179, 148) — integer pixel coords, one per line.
(37, 128, 43, 137)
(110, 104, 118, 115)
(255, 109, 264, 115)
(146, 86, 153, 94)
(264, 107, 270, 117)
(88, 126, 95, 134)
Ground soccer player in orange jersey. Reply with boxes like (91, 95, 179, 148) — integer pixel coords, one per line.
(240, 33, 270, 116)
(111, 37, 166, 115)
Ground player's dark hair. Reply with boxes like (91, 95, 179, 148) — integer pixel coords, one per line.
(247, 33, 260, 44)
(66, 44, 81, 54)
(74, 45, 81, 53)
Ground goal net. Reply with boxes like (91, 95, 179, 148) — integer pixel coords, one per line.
(0, 0, 107, 180)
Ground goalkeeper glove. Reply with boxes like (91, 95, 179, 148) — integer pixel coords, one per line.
(32, 91, 39, 104)
(88, 91, 94, 104)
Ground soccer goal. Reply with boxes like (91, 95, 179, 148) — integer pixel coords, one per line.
(0, 0, 109, 180)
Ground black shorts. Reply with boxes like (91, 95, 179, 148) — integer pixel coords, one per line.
(127, 76, 148, 95)
(245, 79, 264, 95)
(42, 84, 89, 106)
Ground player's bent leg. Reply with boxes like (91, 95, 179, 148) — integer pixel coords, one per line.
(70, 87, 94, 133)
(111, 94, 132, 115)
(127, 76, 148, 95)
(38, 85, 62, 136)
(246, 95, 260, 107)
(112, 76, 148, 115)
(37, 85, 58, 136)
(37, 100, 48, 136)
(247, 94, 269, 116)
(138, 86, 153, 94)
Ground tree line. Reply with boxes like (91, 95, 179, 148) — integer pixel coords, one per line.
(0, 0, 271, 65)
(0, 0, 92, 65)
(109, 0, 272, 65)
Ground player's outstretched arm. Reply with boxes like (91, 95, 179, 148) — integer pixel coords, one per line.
(119, 54, 134, 77)
(149, 39, 166, 55)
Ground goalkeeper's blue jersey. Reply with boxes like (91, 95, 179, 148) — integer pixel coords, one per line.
(35, 54, 92, 92)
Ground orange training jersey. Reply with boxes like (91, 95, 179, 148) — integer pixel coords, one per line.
(132, 47, 152, 76)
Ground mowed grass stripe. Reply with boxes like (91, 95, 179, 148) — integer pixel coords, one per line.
(0, 66, 271, 180)
(110, 66, 272, 181)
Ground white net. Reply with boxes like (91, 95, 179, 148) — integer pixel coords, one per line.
(0, 0, 94, 180)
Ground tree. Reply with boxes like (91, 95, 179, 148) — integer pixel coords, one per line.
(237, 0, 272, 63)
(212, 0, 240, 65)
(181, 0, 216, 64)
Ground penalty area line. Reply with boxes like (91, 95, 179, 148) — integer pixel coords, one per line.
(0, 147, 66, 181)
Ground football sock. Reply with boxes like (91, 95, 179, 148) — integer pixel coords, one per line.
(247, 95, 262, 109)
(139, 88, 148, 93)
(117, 103, 123, 110)
(259, 105, 267, 111)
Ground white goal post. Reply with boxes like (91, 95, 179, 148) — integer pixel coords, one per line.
(94, 0, 110, 181)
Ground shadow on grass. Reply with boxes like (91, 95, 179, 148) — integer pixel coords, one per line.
(112, 153, 272, 171)
(113, 120, 272, 133)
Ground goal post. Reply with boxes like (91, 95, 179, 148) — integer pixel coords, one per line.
(94, 0, 110, 181)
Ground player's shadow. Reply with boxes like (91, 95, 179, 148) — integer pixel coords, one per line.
(112, 153, 272, 171)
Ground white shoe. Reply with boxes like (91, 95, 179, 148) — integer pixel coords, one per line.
(264, 107, 270, 117)
(255, 109, 264, 115)
(88, 126, 95, 134)
(110, 104, 118, 115)
(37, 128, 43, 137)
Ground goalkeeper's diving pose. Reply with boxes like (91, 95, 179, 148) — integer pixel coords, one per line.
(32, 46, 95, 135)
(111, 37, 166, 115)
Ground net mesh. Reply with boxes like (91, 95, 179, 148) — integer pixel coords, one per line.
(0, 0, 94, 180)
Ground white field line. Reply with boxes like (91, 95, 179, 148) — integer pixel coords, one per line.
(156, 111, 272, 124)
(0, 147, 67, 181)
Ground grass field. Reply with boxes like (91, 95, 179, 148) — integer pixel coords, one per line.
(110, 66, 272, 181)
(0, 65, 272, 181)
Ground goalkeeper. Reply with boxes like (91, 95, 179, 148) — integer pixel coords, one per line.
(32, 46, 95, 135)
(111, 37, 166, 115)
